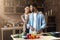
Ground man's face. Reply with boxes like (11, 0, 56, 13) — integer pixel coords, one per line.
(30, 5, 34, 12)
(33, 7, 36, 11)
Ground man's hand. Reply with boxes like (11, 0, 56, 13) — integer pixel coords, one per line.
(36, 29, 41, 34)
(30, 26, 34, 31)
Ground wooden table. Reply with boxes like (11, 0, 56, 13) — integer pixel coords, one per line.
(11, 33, 60, 40)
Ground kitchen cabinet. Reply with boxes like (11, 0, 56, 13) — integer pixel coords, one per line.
(47, 16, 56, 32)
(1, 27, 23, 40)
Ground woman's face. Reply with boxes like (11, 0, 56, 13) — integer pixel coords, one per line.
(25, 6, 30, 14)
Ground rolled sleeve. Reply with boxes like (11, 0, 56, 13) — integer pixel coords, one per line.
(27, 24, 30, 29)
(40, 14, 46, 29)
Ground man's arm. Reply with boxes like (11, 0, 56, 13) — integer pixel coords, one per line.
(27, 21, 34, 31)
(37, 14, 46, 34)
(40, 14, 46, 29)
(27, 14, 34, 31)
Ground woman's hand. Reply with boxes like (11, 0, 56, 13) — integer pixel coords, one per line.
(23, 27, 26, 32)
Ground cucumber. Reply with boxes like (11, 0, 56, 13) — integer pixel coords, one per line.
(19, 32, 26, 38)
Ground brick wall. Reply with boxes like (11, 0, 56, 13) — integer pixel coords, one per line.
(0, 0, 34, 28)
(0, 0, 60, 31)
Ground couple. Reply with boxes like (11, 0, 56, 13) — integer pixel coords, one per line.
(21, 4, 46, 34)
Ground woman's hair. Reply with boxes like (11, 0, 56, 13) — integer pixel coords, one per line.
(25, 4, 30, 7)
(23, 4, 30, 13)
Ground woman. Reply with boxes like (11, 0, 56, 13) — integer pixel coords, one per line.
(21, 5, 30, 33)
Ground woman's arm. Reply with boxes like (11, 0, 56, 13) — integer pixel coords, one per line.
(21, 15, 25, 22)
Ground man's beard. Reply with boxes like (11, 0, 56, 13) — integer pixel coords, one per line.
(31, 9, 35, 12)
(30, 10, 34, 13)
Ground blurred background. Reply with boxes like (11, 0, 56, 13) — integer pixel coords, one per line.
(0, 0, 60, 40)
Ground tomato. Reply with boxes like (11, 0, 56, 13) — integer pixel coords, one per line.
(28, 36, 31, 39)
(27, 33, 31, 36)
(27, 33, 29, 35)
(36, 36, 40, 38)
(26, 33, 40, 39)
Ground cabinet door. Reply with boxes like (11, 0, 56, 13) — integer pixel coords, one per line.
(3, 30, 13, 40)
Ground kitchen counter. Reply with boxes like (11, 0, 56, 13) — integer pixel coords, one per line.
(11, 33, 60, 40)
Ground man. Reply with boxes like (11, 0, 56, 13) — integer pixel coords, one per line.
(27, 4, 46, 34)
(29, 4, 34, 13)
